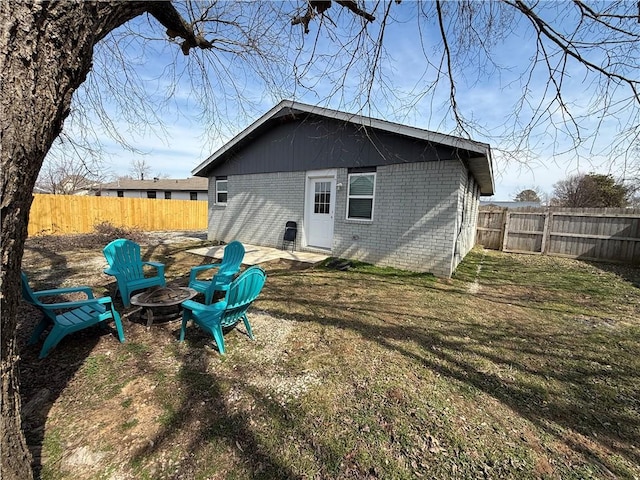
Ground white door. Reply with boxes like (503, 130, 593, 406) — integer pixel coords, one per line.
(306, 175, 336, 250)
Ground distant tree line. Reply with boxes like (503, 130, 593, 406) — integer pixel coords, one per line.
(550, 173, 633, 208)
(512, 173, 637, 208)
(513, 189, 542, 203)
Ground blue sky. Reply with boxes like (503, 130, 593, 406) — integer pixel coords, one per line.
(50, 1, 638, 201)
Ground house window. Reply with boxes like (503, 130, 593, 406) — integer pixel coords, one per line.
(147, 191, 156, 199)
(216, 178, 228, 204)
(190, 191, 198, 201)
(165, 191, 172, 200)
(117, 190, 123, 198)
(347, 172, 376, 220)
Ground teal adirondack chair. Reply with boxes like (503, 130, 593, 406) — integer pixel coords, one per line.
(180, 265, 267, 355)
(21, 272, 125, 359)
(188, 240, 245, 304)
(103, 238, 166, 307)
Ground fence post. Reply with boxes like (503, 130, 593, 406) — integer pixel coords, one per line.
(540, 211, 550, 255)
(501, 211, 511, 252)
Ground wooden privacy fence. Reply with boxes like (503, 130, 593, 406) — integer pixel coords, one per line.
(28, 194, 208, 236)
(476, 207, 640, 264)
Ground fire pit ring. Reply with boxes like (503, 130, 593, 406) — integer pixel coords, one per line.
(130, 286, 197, 328)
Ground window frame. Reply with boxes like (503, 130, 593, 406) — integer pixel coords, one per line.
(346, 172, 376, 221)
(215, 178, 228, 205)
(164, 191, 172, 200)
(189, 191, 198, 201)
(147, 191, 157, 199)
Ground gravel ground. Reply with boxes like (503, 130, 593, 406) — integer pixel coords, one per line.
(144, 231, 208, 244)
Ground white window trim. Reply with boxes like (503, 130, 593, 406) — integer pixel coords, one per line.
(215, 179, 228, 205)
(346, 172, 376, 221)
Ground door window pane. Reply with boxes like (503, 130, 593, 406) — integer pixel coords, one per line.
(314, 181, 331, 214)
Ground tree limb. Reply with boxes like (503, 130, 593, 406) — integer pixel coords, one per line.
(292, 1, 375, 34)
(148, 1, 375, 51)
(335, 1, 376, 22)
(145, 1, 213, 54)
(436, 0, 468, 136)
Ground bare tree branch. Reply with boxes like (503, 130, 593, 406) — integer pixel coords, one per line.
(436, 0, 468, 136)
(505, 0, 639, 103)
(145, 1, 213, 54)
(292, 0, 375, 33)
(335, 1, 376, 22)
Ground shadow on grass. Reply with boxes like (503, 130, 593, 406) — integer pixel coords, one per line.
(118, 276, 366, 477)
(263, 253, 640, 476)
(19, 262, 113, 478)
(18, 235, 221, 477)
(271, 266, 621, 328)
(260, 282, 640, 477)
(18, 239, 196, 477)
(456, 248, 640, 291)
(126, 336, 306, 479)
(582, 260, 640, 289)
(116, 244, 636, 477)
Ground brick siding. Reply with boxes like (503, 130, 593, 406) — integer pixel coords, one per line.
(208, 161, 476, 277)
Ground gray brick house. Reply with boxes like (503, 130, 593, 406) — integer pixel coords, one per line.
(192, 100, 494, 277)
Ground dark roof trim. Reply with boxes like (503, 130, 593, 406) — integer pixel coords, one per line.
(193, 100, 495, 195)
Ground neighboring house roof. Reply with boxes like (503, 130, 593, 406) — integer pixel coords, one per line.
(96, 177, 208, 191)
(192, 99, 495, 195)
(480, 201, 541, 208)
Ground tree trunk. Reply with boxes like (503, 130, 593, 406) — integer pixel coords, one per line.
(0, 3, 149, 478)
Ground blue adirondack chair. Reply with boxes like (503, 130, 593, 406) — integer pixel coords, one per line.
(188, 240, 245, 304)
(103, 238, 166, 307)
(21, 272, 125, 359)
(180, 265, 267, 355)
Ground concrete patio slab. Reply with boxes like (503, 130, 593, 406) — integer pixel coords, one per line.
(187, 244, 329, 266)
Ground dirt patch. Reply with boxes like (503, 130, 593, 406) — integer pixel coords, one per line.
(224, 312, 322, 408)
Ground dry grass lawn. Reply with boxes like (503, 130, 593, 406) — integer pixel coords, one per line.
(18, 230, 640, 479)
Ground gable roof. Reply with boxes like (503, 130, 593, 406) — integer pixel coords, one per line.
(193, 100, 494, 195)
(97, 177, 208, 192)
